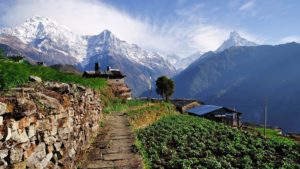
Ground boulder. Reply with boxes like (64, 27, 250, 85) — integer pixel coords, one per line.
(26, 143, 46, 168)
(23, 143, 36, 159)
(27, 125, 36, 138)
(29, 76, 42, 83)
(10, 147, 23, 164)
(44, 136, 56, 145)
(40, 153, 53, 168)
(68, 148, 76, 158)
(0, 149, 8, 159)
(16, 98, 37, 116)
(11, 130, 29, 143)
(0, 102, 6, 115)
(31, 92, 64, 113)
(46, 82, 71, 94)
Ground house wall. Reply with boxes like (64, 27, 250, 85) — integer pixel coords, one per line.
(203, 109, 241, 127)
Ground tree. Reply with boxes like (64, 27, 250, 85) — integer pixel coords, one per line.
(156, 76, 175, 101)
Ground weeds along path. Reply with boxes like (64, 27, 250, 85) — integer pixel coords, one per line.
(81, 113, 143, 169)
(126, 102, 156, 112)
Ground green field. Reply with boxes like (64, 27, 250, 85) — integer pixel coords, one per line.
(255, 127, 295, 145)
(0, 57, 106, 90)
(137, 115, 300, 169)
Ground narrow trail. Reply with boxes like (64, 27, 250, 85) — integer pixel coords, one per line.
(82, 113, 143, 169)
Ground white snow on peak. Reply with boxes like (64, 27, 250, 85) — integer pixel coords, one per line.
(166, 51, 203, 71)
(84, 29, 170, 68)
(0, 16, 87, 62)
(0, 16, 175, 71)
(216, 31, 257, 52)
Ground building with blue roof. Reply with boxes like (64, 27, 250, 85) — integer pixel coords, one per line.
(186, 105, 242, 127)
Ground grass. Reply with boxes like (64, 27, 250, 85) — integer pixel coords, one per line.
(136, 115, 300, 169)
(256, 127, 295, 145)
(127, 101, 178, 129)
(0, 58, 106, 90)
(103, 99, 148, 114)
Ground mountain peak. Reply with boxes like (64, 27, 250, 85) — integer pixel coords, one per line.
(23, 15, 62, 29)
(229, 31, 240, 38)
(97, 29, 118, 41)
(216, 31, 257, 52)
(26, 15, 53, 22)
(102, 29, 112, 34)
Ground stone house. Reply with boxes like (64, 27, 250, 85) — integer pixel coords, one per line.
(83, 63, 131, 100)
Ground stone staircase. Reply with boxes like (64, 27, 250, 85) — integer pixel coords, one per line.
(81, 113, 143, 169)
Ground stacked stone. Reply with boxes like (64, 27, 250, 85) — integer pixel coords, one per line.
(0, 81, 102, 169)
(108, 83, 132, 100)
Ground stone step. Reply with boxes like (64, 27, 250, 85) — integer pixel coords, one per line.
(101, 146, 133, 154)
(110, 131, 132, 137)
(111, 135, 134, 140)
(81, 113, 142, 169)
(102, 153, 135, 161)
(92, 141, 110, 149)
(85, 160, 114, 168)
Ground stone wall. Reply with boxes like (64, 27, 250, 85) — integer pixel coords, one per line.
(0, 81, 102, 168)
(108, 82, 132, 100)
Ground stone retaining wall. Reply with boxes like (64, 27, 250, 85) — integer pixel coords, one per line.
(0, 82, 102, 168)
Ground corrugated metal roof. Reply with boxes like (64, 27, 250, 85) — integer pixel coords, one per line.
(186, 105, 223, 116)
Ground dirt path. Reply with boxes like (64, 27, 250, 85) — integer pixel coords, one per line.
(81, 113, 143, 169)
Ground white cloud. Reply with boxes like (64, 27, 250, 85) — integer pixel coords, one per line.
(239, 0, 255, 11)
(280, 36, 300, 43)
(0, 0, 177, 53)
(0, 0, 261, 57)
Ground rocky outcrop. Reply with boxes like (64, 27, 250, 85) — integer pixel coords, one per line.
(0, 81, 102, 168)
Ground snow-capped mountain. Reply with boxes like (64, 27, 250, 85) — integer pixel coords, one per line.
(166, 52, 203, 71)
(175, 51, 203, 71)
(216, 31, 257, 52)
(0, 16, 176, 96)
(84, 30, 174, 72)
(0, 16, 87, 62)
(166, 54, 181, 65)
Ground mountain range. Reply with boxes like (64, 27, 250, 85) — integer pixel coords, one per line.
(0, 16, 175, 96)
(1, 15, 299, 133)
(174, 42, 300, 133)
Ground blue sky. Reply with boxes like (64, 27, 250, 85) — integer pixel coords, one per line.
(102, 0, 300, 42)
(0, 0, 299, 56)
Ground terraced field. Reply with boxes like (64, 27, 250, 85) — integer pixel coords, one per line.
(137, 115, 300, 169)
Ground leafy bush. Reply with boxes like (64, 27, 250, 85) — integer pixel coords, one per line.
(137, 115, 300, 169)
(0, 59, 106, 90)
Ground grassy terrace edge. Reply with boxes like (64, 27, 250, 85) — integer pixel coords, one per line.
(136, 114, 300, 169)
(0, 58, 106, 90)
